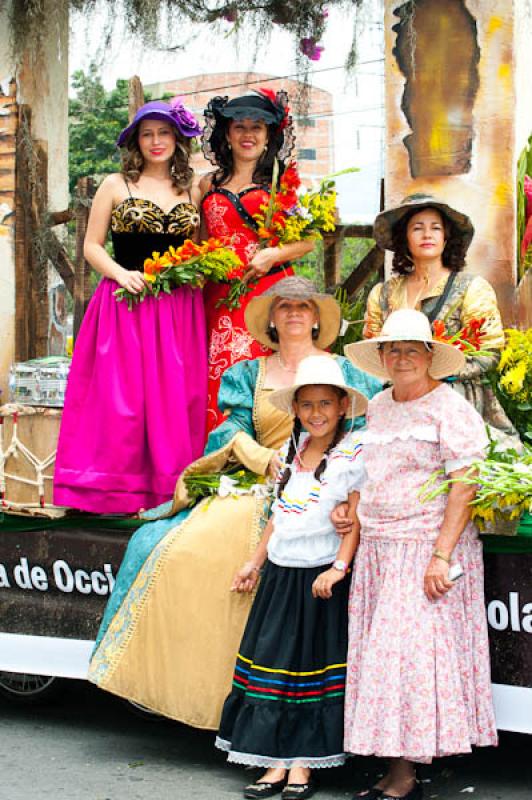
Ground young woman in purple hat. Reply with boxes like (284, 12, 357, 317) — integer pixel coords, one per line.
(199, 90, 315, 432)
(54, 99, 207, 514)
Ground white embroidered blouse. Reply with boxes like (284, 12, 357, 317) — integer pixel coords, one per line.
(267, 431, 366, 568)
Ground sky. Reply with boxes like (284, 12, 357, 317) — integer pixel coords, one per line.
(69, 0, 385, 222)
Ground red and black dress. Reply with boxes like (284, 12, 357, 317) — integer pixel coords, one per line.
(202, 186, 294, 432)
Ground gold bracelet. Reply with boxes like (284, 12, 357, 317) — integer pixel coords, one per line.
(432, 548, 451, 564)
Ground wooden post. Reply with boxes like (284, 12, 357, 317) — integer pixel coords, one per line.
(323, 233, 341, 289)
(73, 176, 94, 339)
(14, 105, 32, 361)
(32, 140, 50, 357)
(15, 106, 52, 359)
(128, 76, 144, 121)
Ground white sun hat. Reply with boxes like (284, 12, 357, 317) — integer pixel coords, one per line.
(344, 309, 465, 380)
(268, 355, 368, 418)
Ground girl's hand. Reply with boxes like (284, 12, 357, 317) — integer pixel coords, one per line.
(243, 248, 280, 282)
(268, 452, 282, 481)
(424, 557, 454, 601)
(231, 561, 261, 593)
(312, 568, 345, 600)
(331, 502, 353, 536)
(116, 268, 146, 294)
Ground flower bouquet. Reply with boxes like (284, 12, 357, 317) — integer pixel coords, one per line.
(221, 159, 341, 309)
(115, 237, 243, 310)
(432, 316, 493, 359)
(495, 328, 532, 443)
(420, 439, 532, 534)
(184, 468, 272, 505)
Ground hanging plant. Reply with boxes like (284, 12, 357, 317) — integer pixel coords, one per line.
(9, 0, 366, 73)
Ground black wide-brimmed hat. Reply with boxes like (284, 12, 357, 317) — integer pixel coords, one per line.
(373, 193, 475, 253)
(201, 89, 295, 165)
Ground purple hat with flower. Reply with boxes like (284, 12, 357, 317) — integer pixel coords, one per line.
(116, 98, 202, 147)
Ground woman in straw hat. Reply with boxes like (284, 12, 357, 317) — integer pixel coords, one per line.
(342, 309, 497, 800)
(366, 193, 519, 449)
(54, 99, 205, 514)
(216, 355, 368, 800)
(88, 276, 380, 731)
(199, 89, 314, 432)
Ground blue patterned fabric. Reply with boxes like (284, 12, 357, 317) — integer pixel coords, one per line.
(92, 356, 381, 650)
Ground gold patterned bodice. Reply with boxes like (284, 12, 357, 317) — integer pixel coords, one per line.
(111, 198, 199, 237)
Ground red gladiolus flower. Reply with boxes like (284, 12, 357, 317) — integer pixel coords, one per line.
(277, 190, 298, 211)
(272, 211, 288, 229)
(281, 162, 301, 191)
(432, 320, 448, 340)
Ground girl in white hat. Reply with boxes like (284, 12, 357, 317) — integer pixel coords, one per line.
(215, 355, 368, 800)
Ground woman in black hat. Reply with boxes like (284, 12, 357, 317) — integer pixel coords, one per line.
(199, 90, 315, 432)
(365, 193, 519, 449)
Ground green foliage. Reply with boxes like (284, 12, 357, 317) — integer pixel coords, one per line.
(294, 236, 379, 354)
(295, 237, 376, 290)
(517, 132, 532, 279)
(69, 65, 130, 194)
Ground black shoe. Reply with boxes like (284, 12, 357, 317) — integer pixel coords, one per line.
(281, 780, 317, 800)
(244, 779, 286, 798)
(381, 781, 423, 800)
(353, 790, 384, 800)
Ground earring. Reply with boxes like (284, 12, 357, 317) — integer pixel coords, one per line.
(312, 322, 319, 330)
(227, 142, 232, 150)
(263, 145, 268, 152)
(269, 323, 277, 331)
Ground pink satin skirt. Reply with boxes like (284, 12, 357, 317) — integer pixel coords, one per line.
(54, 278, 207, 514)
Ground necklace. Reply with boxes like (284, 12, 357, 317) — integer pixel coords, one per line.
(276, 350, 316, 373)
(276, 352, 297, 373)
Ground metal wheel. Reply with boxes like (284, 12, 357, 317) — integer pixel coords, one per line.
(0, 671, 61, 704)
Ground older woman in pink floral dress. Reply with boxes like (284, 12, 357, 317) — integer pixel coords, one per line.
(342, 309, 498, 800)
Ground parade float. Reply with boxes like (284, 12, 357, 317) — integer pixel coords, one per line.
(0, 0, 531, 733)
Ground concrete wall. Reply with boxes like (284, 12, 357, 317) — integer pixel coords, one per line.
(0, 0, 69, 397)
(0, 3, 17, 401)
(384, 0, 530, 325)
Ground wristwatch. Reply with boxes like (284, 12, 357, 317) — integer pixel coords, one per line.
(332, 559, 348, 574)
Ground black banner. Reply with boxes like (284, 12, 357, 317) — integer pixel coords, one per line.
(484, 551, 532, 688)
(0, 525, 131, 640)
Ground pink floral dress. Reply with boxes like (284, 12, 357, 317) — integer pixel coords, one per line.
(344, 383, 498, 764)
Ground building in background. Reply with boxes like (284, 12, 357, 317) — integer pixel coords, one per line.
(145, 72, 333, 186)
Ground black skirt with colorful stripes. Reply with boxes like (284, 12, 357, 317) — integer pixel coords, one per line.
(215, 560, 349, 768)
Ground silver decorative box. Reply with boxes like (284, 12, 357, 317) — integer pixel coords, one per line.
(8, 357, 71, 407)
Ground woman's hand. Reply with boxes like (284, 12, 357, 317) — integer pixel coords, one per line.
(331, 502, 353, 537)
(231, 561, 261, 593)
(268, 452, 282, 481)
(115, 268, 146, 294)
(424, 556, 454, 601)
(243, 248, 280, 282)
(312, 568, 345, 600)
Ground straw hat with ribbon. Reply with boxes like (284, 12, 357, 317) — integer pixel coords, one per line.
(268, 355, 368, 419)
(344, 309, 465, 380)
(373, 193, 475, 253)
(244, 276, 341, 351)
